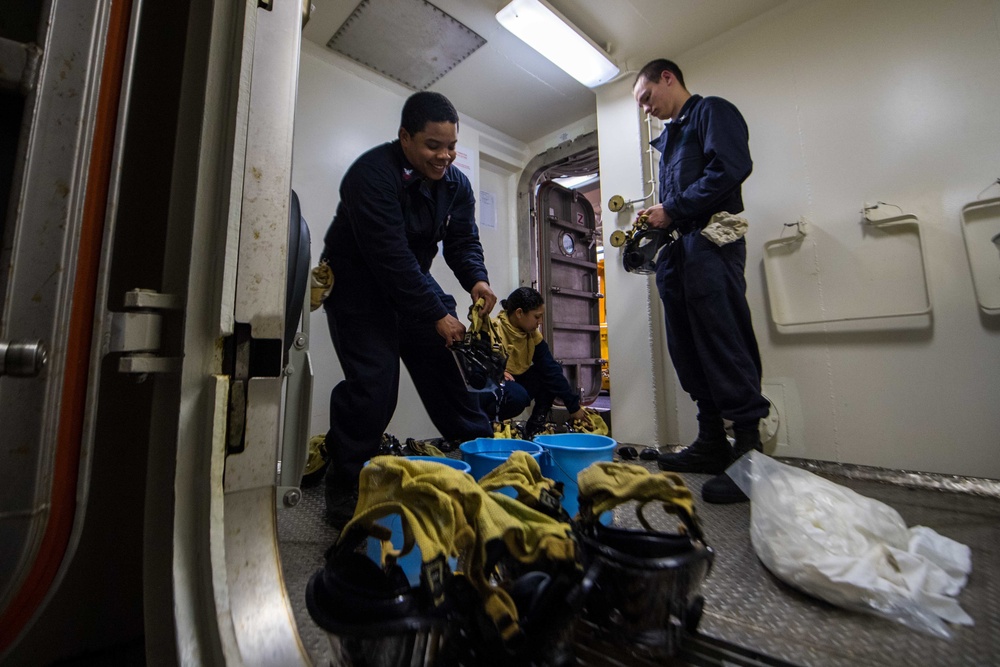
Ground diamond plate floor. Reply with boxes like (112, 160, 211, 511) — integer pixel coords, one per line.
(277, 456, 1000, 667)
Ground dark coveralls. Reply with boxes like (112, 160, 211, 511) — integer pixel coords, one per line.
(651, 94, 770, 428)
(321, 140, 493, 484)
(481, 340, 582, 423)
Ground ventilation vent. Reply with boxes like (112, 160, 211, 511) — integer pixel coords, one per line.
(327, 0, 486, 91)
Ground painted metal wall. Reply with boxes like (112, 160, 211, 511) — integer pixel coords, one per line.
(291, 42, 527, 440)
(601, 0, 1000, 477)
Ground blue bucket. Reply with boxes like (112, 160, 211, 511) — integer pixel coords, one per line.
(365, 456, 470, 585)
(533, 433, 617, 521)
(458, 438, 543, 481)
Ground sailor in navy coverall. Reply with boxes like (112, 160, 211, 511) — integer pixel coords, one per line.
(633, 59, 770, 504)
(320, 92, 495, 527)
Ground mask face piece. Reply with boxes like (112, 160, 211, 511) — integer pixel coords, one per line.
(452, 334, 507, 391)
(623, 228, 675, 274)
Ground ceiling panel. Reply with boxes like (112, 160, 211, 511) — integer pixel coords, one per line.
(303, 0, 786, 144)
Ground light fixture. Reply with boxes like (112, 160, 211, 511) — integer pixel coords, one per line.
(496, 0, 619, 88)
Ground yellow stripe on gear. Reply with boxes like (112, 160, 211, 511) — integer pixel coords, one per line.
(341, 455, 576, 640)
(577, 462, 700, 533)
(478, 450, 562, 513)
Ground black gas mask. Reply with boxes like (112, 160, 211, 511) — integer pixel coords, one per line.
(452, 334, 507, 391)
(610, 214, 678, 274)
(452, 299, 508, 392)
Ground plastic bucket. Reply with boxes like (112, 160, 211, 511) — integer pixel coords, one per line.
(533, 433, 617, 521)
(458, 438, 544, 481)
(365, 456, 471, 586)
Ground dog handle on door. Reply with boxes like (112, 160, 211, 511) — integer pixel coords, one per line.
(0, 340, 48, 377)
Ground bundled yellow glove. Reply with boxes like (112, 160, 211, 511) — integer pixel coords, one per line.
(576, 461, 702, 538)
(568, 408, 609, 436)
(493, 420, 522, 439)
(342, 456, 577, 641)
(310, 259, 334, 311)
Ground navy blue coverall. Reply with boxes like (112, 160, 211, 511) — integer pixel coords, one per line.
(321, 140, 493, 484)
(481, 340, 582, 423)
(651, 94, 769, 428)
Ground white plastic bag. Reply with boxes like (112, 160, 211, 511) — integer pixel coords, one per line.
(728, 452, 973, 638)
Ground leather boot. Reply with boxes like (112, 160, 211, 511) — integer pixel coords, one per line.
(323, 479, 358, 530)
(701, 423, 760, 504)
(656, 412, 732, 474)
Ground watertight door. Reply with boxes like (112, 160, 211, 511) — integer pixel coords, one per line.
(0, 0, 128, 653)
(536, 181, 604, 406)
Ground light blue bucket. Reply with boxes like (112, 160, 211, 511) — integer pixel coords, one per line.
(364, 456, 471, 585)
(533, 433, 617, 522)
(458, 438, 544, 481)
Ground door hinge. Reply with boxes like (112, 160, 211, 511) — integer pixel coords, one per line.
(109, 289, 182, 374)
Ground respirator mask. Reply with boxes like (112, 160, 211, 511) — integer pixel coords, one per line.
(610, 214, 678, 274)
(452, 299, 507, 392)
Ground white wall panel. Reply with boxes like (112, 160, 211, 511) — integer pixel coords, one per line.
(659, 0, 1000, 476)
(291, 43, 525, 441)
(596, 77, 670, 447)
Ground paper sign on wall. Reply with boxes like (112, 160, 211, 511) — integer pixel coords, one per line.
(479, 190, 497, 229)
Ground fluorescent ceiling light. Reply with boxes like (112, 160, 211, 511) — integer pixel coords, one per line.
(496, 0, 620, 88)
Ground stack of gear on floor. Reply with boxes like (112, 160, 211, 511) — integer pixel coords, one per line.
(306, 453, 713, 666)
(490, 408, 609, 441)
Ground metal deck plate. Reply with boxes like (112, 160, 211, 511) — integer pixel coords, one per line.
(617, 460, 1000, 667)
(278, 457, 1000, 666)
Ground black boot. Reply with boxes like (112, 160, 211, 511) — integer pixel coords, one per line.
(702, 423, 760, 504)
(524, 414, 547, 440)
(324, 474, 359, 530)
(657, 412, 731, 474)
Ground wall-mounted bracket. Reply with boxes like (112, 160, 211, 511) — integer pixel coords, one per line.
(960, 194, 1000, 314)
(762, 209, 932, 328)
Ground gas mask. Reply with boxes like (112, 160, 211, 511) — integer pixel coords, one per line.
(452, 299, 508, 392)
(452, 334, 507, 391)
(610, 214, 678, 274)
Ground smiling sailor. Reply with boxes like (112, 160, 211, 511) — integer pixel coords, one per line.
(319, 91, 497, 529)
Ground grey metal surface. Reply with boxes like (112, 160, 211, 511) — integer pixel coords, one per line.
(278, 455, 999, 667)
(279, 290, 314, 492)
(616, 459, 1000, 667)
(0, 0, 113, 623)
(218, 0, 310, 663)
(277, 481, 343, 667)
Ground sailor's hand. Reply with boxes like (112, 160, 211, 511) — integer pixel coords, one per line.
(504, 371, 514, 382)
(436, 314, 466, 347)
(471, 281, 497, 315)
(636, 204, 672, 229)
(569, 408, 588, 421)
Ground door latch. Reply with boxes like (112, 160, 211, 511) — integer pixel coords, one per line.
(0, 339, 48, 377)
